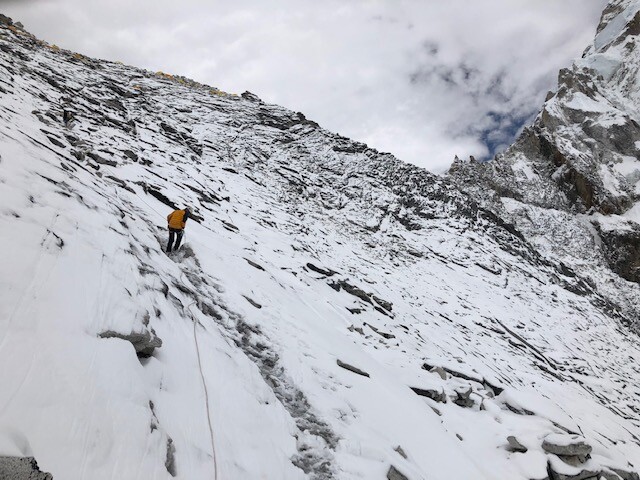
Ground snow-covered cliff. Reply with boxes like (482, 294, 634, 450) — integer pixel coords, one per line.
(450, 0, 640, 316)
(1, 4, 639, 480)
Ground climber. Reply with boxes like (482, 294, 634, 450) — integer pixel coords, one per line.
(166, 207, 190, 253)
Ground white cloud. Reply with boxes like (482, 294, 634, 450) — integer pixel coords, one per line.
(3, 0, 608, 171)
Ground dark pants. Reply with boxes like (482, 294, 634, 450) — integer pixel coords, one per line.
(166, 228, 184, 252)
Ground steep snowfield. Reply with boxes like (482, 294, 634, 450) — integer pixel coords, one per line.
(1, 11, 640, 480)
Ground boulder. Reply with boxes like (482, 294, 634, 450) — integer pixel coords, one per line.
(371, 295, 393, 312)
(306, 263, 337, 277)
(558, 455, 588, 468)
(429, 366, 448, 380)
(87, 151, 117, 167)
(453, 387, 474, 408)
(542, 434, 592, 457)
(244, 258, 265, 271)
(122, 149, 138, 162)
(506, 436, 528, 453)
(394, 445, 407, 459)
(387, 465, 409, 480)
(547, 466, 599, 480)
(410, 386, 447, 403)
(329, 280, 372, 304)
(99, 328, 162, 357)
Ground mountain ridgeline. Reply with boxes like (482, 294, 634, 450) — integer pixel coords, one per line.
(1, 2, 640, 479)
(450, 0, 640, 291)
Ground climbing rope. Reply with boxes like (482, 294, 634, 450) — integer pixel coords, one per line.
(187, 301, 219, 480)
(107, 162, 225, 479)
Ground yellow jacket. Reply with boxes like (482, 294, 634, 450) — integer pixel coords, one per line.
(167, 209, 188, 230)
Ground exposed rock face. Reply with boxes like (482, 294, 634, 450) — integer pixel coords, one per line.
(0, 457, 53, 480)
(595, 220, 640, 282)
(517, 0, 640, 217)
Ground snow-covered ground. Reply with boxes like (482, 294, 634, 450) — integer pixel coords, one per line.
(1, 11, 639, 480)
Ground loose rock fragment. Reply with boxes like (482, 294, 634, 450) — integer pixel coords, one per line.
(336, 359, 370, 378)
(410, 386, 447, 403)
(506, 436, 528, 453)
(387, 465, 409, 480)
(542, 435, 592, 457)
(99, 329, 162, 357)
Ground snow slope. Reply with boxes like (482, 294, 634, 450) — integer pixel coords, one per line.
(1, 11, 640, 480)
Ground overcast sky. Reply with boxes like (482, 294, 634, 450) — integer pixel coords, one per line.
(3, 0, 608, 172)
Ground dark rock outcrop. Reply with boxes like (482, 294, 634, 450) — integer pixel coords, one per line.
(306, 263, 337, 277)
(410, 386, 447, 403)
(336, 359, 370, 378)
(387, 465, 409, 480)
(506, 436, 528, 453)
(610, 467, 640, 480)
(329, 280, 372, 304)
(0, 456, 53, 480)
(452, 387, 475, 408)
(595, 221, 640, 283)
(165, 437, 177, 477)
(546, 462, 599, 480)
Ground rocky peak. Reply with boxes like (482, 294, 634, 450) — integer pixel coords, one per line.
(591, 0, 640, 51)
(448, 0, 640, 289)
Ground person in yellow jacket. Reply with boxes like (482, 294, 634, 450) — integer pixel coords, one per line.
(166, 207, 190, 253)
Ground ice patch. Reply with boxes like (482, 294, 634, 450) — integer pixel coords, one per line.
(599, 164, 624, 196)
(623, 202, 640, 225)
(594, 3, 640, 51)
(612, 155, 640, 178)
(579, 53, 622, 81)
(511, 159, 537, 181)
(593, 212, 635, 232)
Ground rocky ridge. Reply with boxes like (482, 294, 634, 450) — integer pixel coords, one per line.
(449, 0, 640, 314)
